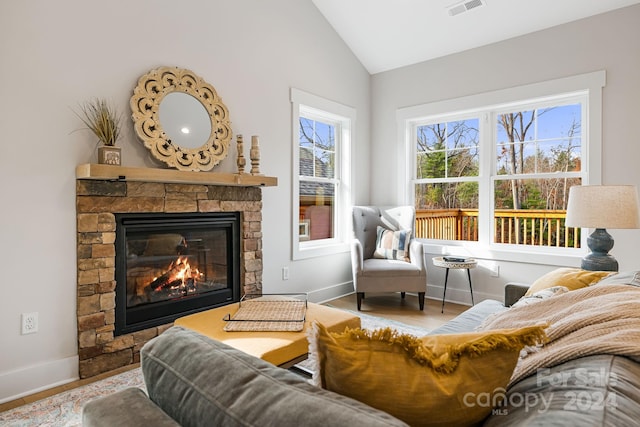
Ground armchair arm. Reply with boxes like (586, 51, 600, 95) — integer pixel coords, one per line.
(504, 282, 530, 307)
(409, 240, 425, 270)
(350, 239, 364, 275)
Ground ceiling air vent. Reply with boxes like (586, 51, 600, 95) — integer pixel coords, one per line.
(448, 0, 486, 16)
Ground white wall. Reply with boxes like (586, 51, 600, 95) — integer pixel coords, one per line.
(0, 0, 370, 402)
(370, 5, 640, 303)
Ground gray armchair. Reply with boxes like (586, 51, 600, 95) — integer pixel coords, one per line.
(351, 206, 427, 310)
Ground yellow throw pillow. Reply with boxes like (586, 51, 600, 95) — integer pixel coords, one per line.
(307, 322, 547, 427)
(525, 267, 612, 296)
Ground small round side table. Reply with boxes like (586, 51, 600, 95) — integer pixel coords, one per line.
(432, 257, 478, 313)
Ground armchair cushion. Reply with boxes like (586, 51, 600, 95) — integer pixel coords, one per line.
(372, 226, 411, 262)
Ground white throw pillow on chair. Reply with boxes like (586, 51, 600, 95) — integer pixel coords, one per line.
(372, 226, 411, 262)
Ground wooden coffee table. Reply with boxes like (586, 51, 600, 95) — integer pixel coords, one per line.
(175, 301, 360, 368)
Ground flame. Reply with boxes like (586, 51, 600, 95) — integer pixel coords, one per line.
(150, 257, 201, 293)
(170, 257, 200, 286)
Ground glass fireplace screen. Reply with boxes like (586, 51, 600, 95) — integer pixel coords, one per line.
(115, 212, 240, 335)
(126, 229, 229, 307)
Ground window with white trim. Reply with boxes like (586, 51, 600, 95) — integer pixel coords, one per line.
(399, 71, 605, 257)
(291, 89, 354, 260)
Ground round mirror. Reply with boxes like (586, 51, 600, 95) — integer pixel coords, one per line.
(130, 66, 232, 171)
(158, 92, 212, 149)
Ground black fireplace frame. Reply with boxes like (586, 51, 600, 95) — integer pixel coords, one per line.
(114, 212, 241, 336)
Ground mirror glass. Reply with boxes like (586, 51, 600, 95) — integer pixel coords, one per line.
(158, 92, 212, 149)
(130, 66, 232, 171)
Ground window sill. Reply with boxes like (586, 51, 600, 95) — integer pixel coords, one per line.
(420, 240, 584, 267)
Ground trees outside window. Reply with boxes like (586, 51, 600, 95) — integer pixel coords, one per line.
(411, 98, 585, 248)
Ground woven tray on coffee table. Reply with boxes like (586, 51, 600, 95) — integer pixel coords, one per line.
(223, 294, 307, 332)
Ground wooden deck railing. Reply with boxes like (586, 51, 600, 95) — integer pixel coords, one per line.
(415, 209, 580, 248)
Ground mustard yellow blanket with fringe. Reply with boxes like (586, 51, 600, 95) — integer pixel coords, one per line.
(479, 283, 640, 386)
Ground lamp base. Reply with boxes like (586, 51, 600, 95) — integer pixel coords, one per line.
(581, 228, 619, 272)
(581, 254, 618, 272)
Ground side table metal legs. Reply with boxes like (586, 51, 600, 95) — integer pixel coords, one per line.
(441, 267, 475, 313)
(441, 268, 449, 313)
(467, 268, 475, 306)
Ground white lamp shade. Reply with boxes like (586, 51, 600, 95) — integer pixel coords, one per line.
(565, 185, 640, 229)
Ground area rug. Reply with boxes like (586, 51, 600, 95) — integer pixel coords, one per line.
(0, 367, 145, 427)
(335, 307, 430, 337)
(0, 310, 429, 426)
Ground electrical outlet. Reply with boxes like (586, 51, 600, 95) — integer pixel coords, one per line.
(21, 312, 38, 335)
(282, 267, 289, 281)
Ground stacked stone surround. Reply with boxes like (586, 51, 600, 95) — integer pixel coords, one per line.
(76, 179, 263, 378)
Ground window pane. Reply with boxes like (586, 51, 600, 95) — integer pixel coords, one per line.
(314, 121, 335, 151)
(299, 146, 313, 177)
(496, 104, 582, 175)
(536, 141, 581, 173)
(299, 118, 314, 148)
(299, 181, 335, 242)
(314, 147, 335, 178)
(449, 147, 479, 177)
(417, 152, 446, 179)
(299, 117, 336, 180)
(416, 119, 479, 179)
(447, 120, 478, 150)
(537, 104, 581, 140)
(494, 178, 582, 247)
(414, 182, 479, 241)
(417, 123, 445, 152)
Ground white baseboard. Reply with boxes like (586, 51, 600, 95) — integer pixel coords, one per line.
(307, 281, 355, 304)
(0, 356, 79, 404)
(426, 284, 503, 307)
(304, 281, 503, 308)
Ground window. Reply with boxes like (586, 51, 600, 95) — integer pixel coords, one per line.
(291, 89, 354, 259)
(414, 117, 480, 241)
(398, 71, 605, 261)
(493, 102, 583, 247)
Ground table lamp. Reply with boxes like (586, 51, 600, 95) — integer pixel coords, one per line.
(565, 185, 640, 271)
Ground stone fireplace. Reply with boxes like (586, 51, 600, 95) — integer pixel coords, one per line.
(76, 164, 276, 378)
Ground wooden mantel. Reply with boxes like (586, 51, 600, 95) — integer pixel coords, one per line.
(76, 163, 277, 187)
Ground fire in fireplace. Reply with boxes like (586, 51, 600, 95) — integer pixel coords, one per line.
(114, 212, 241, 335)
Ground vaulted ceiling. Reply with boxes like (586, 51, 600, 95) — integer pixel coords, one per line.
(312, 0, 640, 74)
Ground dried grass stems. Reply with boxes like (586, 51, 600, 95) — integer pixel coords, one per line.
(75, 98, 122, 146)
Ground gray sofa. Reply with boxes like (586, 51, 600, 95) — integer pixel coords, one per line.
(83, 284, 640, 426)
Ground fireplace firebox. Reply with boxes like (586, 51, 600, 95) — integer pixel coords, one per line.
(114, 212, 241, 335)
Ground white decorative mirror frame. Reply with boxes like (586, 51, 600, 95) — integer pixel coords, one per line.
(130, 66, 232, 171)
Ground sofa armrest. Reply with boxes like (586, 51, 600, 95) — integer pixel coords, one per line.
(141, 326, 408, 427)
(504, 282, 530, 307)
(83, 387, 179, 427)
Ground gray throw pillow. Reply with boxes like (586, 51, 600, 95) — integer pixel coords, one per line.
(593, 271, 640, 287)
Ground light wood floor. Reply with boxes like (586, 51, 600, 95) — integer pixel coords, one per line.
(328, 293, 468, 330)
(0, 293, 467, 413)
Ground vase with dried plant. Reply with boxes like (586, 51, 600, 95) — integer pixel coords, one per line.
(75, 98, 123, 165)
